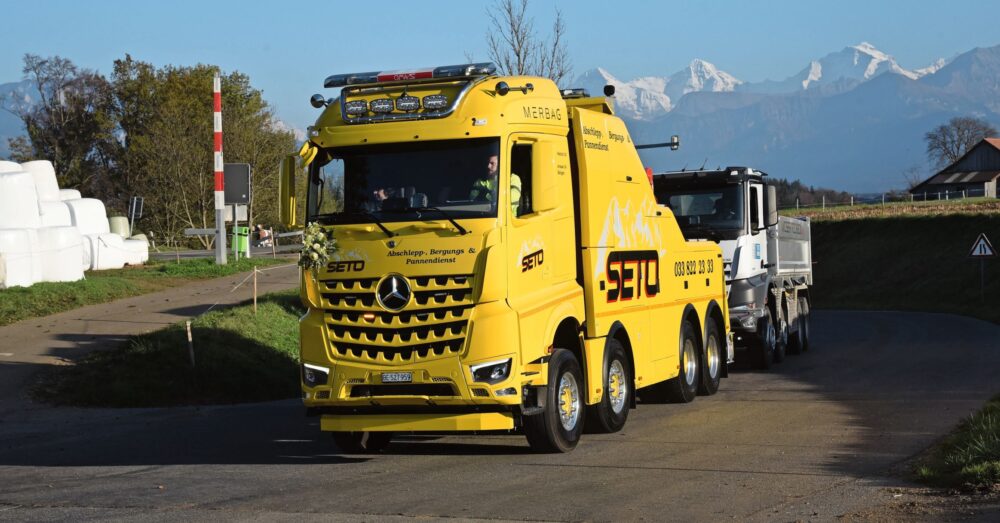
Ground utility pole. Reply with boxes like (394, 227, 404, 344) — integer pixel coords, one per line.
(213, 74, 227, 265)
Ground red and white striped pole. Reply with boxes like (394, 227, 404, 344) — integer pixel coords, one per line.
(213, 73, 227, 264)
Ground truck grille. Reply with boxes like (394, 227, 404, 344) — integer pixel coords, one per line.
(321, 274, 474, 366)
(723, 262, 732, 285)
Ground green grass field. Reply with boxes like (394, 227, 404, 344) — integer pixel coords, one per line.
(811, 210, 1000, 324)
(784, 197, 1000, 222)
(33, 290, 304, 407)
(0, 257, 291, 327)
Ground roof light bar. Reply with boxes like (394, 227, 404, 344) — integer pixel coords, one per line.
(324, 62, 497, 88)
(560, 88, 590, 99)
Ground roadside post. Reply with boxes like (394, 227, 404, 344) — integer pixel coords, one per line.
(969, 233, 996, 302)
(127, 196, 144, 237)
(213, 74, 227, 265)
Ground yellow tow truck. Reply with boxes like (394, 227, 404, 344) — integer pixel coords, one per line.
(278, 62, 730, 453)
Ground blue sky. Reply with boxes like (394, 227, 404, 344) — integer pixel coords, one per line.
(3, 0, 1000, 129)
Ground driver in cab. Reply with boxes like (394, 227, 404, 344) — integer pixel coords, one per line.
(470, 154, 521, 216)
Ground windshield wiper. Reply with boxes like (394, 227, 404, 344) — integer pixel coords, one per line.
(382, 206, 469, 235)
(312, 210, 395, 238)
(409, 206, 468, 235)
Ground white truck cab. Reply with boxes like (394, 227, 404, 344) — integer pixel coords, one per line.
(653, 167, 813, 368)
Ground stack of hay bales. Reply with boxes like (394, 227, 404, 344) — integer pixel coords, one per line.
(0, 160, 149, 289)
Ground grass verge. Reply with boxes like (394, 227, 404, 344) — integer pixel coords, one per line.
(916, 395, 1000, 491)
(0, 256, 292, 327)
(33, 290, 304, 407)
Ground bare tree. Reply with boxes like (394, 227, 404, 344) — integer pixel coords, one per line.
(901, 165, 926, 190)
(925, 116, 997, 167)
(486, 0, 571, 84)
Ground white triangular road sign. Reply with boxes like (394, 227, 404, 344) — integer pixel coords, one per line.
(969, 233, 996, 257)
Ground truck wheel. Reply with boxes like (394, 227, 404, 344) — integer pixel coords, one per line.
(773, 304, 787, 363)
(799, 296, 811, 352)
(664, 320, 700, 403)
(524, 349, 585, 453)
(755, 309, 776, 370)
(698, 317, 722, 396)
(585, 339, 631, 433)
(332, 431, 393, 454)
(788, 297, 806, 355)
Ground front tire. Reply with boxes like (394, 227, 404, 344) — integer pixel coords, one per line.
(524, 349, 585, 453)
(586, 339, 631, 433)
(698, 317, 722, 396)
(332, 431, 393, 454)
(754, 308, 776, 370)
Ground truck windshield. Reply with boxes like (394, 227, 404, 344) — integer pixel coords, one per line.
(656, 185, 745, 238)
(306, 138, 501, 225)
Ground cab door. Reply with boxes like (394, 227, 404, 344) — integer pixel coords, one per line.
(505, 134, 576, 361)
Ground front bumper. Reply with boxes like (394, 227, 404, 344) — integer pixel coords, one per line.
(299, 300, 539, 426)
(320, 411, 515, 432)
(729, 302, 767, 333)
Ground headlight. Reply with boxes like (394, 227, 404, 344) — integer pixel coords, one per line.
(302, 363, 330, 387)
(470, 358, 512, 385)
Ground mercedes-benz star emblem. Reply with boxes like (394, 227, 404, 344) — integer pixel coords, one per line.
(376, 274, 411, 312)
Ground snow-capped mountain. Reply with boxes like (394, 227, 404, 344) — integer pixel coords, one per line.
(631, 44, 1000, 193)
(572, 59, 741, 120)
(740, 42, 945, 94)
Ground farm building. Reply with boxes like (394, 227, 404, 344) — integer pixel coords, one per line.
(910, 138, 1000, 199)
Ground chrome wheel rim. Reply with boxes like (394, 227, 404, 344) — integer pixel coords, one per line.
(683, 338, 698, 385)
(608, 360, 627, 414)
(558, 372, 581, 431)
(706, 335, 720, 379)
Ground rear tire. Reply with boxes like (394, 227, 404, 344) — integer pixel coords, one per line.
(788, 296, 806, 355)
(332, 431, 393, 454)
(799, 296, 811, 352)
(643, 319, 699, 403)
(586, 339, 631, 433)
(698, 317, 722, 396)
(524, 349, 585, 453)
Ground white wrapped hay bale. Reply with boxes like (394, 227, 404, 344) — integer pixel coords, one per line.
(35, 226, 84, 282)
(122, 238, 149, 265)
(59, 189, 82, 201)
(84, 233, 127, 270)
(65, 198, 111, 235)
(0, 171, 42, 229)
(0, 161, 23, 173)
(108, 216, 130, 238)
(21, 160, 61, 203)
(0, 228, 39, 288)
(40, 201, 72, 227)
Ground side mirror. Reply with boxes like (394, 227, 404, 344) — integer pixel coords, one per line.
(766, 185, 778, 227)
(531, 141, 558, 212)
(278, 155, 297, 227)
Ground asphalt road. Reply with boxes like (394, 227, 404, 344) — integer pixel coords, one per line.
(0, 310, 998, 521)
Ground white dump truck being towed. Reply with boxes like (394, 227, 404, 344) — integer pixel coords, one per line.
(653, 167, 813, 368)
